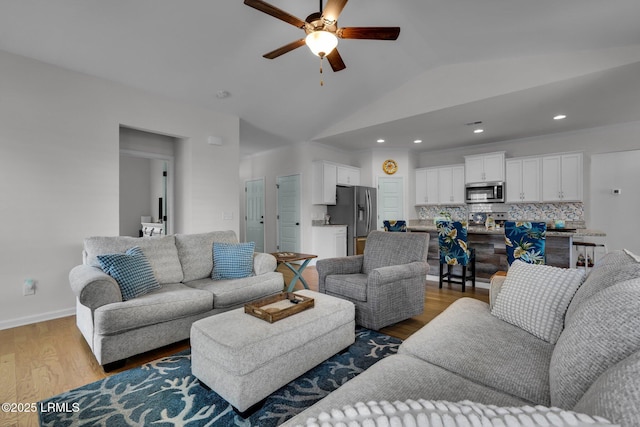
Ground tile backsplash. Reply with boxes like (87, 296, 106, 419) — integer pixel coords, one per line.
(417, 202, 584, 222)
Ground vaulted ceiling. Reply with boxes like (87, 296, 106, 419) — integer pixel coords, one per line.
(1, 0, 639, 156)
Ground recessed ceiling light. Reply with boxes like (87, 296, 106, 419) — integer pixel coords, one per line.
(553, 114, 567, 120)
(414, 139, 422, 144)
(473, 129, 484, 134)
(377, 139, 385, 143)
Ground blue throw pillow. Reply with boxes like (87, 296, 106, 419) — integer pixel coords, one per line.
(212, 242, 255, 280)
(97, 246, 160, 301)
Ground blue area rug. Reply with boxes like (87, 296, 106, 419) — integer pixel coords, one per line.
(39, 327, 401, 426)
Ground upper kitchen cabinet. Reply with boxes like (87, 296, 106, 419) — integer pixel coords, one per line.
(336, 165, 360, 186)
(415, 168, 439, 205)
(464, 152, 505, 183)
(415, 165, 464, 205)
(312, 160, 361, 205)
(438, 165, 465, 205)
(312, 161, 337, 205)
(542, 153, 583, 202)
(506, 157, 541, 203)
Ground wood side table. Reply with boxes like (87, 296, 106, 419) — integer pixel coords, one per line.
(271, 252, 318, 292)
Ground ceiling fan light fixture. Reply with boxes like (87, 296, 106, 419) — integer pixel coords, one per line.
(305, 31, 338, 57)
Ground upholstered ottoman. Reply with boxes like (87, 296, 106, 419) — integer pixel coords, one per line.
(190, 290, 355, 413)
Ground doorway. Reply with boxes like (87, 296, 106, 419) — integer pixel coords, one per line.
(377, 176, 404, 230)
(119, 127, 176, 237)
(119, 151, 173, 236)
(277, 174, 301, 252)
(245, 178, 265, 252)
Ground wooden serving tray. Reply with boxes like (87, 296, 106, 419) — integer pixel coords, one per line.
(244, 292, 314, 323)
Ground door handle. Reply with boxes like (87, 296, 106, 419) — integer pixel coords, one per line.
(296, 222, 300, 226)
(260, 221, 264, 224)
(365, 190, 371, 234)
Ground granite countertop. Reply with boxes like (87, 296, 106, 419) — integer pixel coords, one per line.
(406, 224, 605, 237)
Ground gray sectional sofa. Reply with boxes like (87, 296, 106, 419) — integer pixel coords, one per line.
(283, 250, 640, 426)
(69, 230, 283, 368)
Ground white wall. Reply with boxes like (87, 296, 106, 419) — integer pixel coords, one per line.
(119, 155, 152, 236)
(591, 150, 640, 254)
(239, 142, 359, 253)
(239, 143, 421, 251)
(0, 50, 241, 329)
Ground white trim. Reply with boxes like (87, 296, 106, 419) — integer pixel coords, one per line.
(0, 307, 75, 331)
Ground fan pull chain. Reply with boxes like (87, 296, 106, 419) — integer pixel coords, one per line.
(319, 56, 324, 86)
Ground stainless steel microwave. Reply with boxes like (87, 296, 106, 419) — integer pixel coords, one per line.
(465, 182, 505, 203)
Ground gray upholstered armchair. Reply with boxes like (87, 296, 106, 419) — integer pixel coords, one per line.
(316, 230, 430, 330)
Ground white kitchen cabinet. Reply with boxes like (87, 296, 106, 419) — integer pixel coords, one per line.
(415, 167, 439, 205)
(312, 161, 337, 205)
(336, 165, 360, 186)
(506, 157, 541, 203)
(464, 151, 505, 183)
(542, 153, 583, 202)
(415, 168, 427, 205)
(415, 165, 463, 205)
(312, 161, 361, 204)
(438, 165, 465, 204)
(311, 225, 347, 265)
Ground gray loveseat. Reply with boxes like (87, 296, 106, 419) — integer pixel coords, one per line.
(69, 230, 283, 369)
(284, 250, 640, 426)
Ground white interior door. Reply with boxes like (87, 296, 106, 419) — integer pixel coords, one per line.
(377, 177, 404, 229)
(245, 178, 265, 252)
(277, 174, 301, 252)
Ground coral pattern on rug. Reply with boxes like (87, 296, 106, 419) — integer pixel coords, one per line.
(39, 328, 401, 426)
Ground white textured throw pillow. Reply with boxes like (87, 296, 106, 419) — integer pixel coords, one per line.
(297, 399, 616, 427)
(491, 260, 585, 344)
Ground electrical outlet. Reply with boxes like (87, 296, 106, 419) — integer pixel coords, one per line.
(23, 278, 36, 296)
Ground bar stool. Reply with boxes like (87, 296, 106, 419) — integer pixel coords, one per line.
(436, 220, 476, 292)
(573, 240, 607, 273)
(504, 221, 546, 265)
(383, 220, 407, 232)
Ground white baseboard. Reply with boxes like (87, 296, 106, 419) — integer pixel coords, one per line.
(427, 274, 490, 290)
(0, 307, 75, 331)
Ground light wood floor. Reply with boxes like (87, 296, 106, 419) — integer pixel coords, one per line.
(0, 266, 487, 427)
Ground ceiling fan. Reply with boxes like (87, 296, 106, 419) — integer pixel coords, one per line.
(243, 0, 400, 72)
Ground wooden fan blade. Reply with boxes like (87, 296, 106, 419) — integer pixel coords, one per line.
(244, 0, 305, 28)
(326, 49, 346, 72)
(322, 0, 348, 22)
(338, 27, 401, 40)
(263, 39, 306, 59)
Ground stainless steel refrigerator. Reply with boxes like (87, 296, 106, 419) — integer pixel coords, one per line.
(328, 185, 377, 256)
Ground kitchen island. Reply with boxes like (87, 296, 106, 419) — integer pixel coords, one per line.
(408, 223, 605, 281)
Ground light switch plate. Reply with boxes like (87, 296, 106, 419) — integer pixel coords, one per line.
(23, 279, 36, 296)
